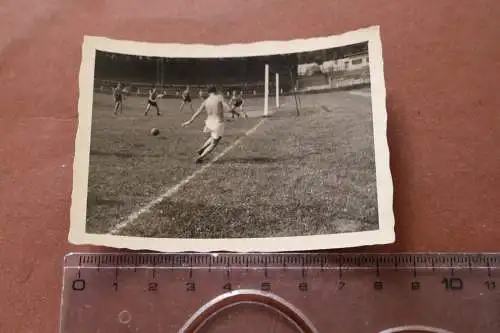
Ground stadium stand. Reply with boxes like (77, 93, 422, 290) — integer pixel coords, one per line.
(94, 52, 296, 98)
(94, 42, 370, 98)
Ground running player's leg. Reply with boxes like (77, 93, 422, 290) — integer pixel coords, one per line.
(155, 103, 160, 116)
(114, 99, 123, 115)
(198, 136, 212, 155)
(198, 136, 213, 155)
(229, 106, 239, 119)
(196, 122, 224, 163)
(113, 101, 119, 115)
(145, 102, 151, 115)
(240, 105, 248, 118)
(196, 135, 221, 163)
(179, 101, 185, 112)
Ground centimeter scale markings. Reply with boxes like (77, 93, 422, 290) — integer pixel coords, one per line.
(60, 253, 500, 333)
(69, 252, 499, 268)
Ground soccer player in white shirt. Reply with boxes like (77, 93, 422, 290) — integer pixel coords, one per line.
(182, 86, 226, 164)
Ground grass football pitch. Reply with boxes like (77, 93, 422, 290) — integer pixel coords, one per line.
(85, 89, 378, 238)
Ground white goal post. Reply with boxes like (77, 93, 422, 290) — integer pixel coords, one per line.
(263, 64, 280, 117)
(264, 64, 269, 116)
(276, 73, 280, 108)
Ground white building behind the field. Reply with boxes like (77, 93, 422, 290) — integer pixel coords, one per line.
(297, 53, 370, 91)
(298, 53, 369, 76)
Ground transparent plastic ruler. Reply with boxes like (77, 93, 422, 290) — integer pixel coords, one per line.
(60, 253, 499, 333)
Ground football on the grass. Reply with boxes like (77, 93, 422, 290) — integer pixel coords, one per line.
(150, 128, 160, 136)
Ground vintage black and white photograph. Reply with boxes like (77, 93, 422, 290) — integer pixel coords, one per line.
(69, 26, 394, 251)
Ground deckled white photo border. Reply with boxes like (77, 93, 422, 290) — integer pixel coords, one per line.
(69, 25, 394, 252)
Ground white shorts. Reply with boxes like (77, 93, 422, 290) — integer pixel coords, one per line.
(203, 118, 224, 139)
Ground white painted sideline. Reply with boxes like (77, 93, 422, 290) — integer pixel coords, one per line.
(109, 119, 266, 235)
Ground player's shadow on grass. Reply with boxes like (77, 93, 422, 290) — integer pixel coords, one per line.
(213, 156, 280, 165)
